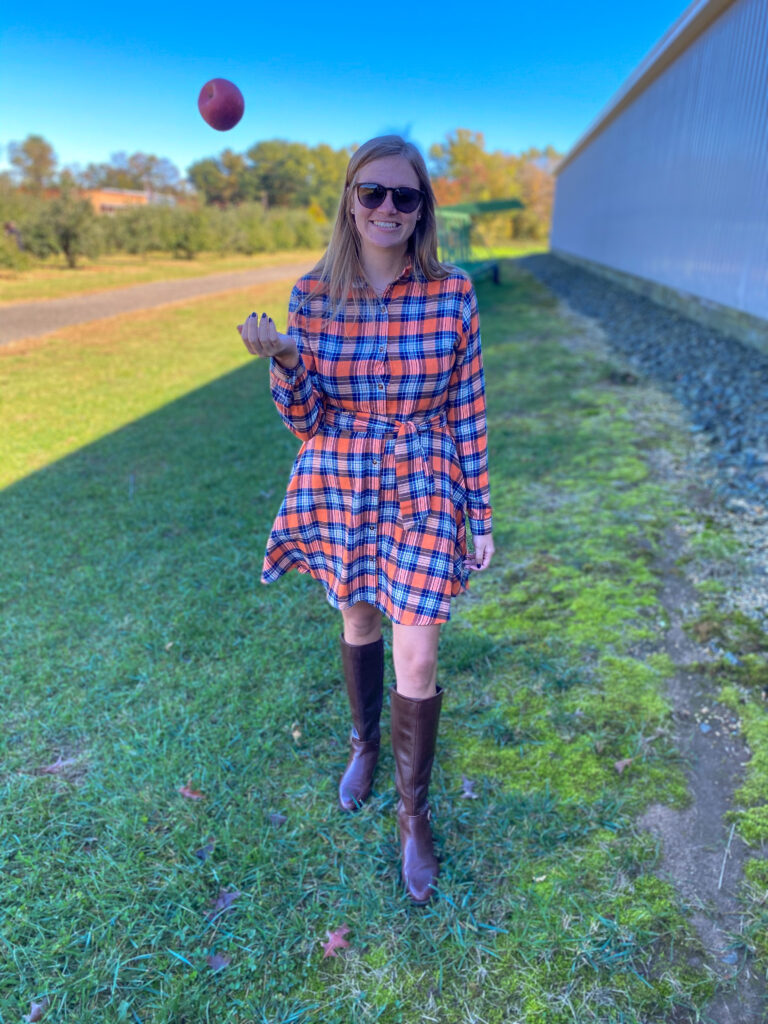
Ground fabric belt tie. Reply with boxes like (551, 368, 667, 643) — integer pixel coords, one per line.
(323, 406, 447, 531)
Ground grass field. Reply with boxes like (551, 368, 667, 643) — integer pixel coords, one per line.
(2, 263, 765, 1023)
(469, 243, 549, 259)
(0, 251, 323, 305)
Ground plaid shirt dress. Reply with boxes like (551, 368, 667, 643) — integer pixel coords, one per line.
(261, 262, 493, 625)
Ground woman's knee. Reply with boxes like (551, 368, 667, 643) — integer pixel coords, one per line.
(401, 650, 438, 683)
(392, 624, 440, 694)
(341, 603, 382, 645)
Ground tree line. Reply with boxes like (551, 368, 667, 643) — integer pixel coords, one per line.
(1, 131, 561, 268)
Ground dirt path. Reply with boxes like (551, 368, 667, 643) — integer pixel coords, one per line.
(0, 262, 312, 347)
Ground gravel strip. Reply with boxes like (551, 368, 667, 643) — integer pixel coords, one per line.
(517, 253, 768, 632)
(518, 253, 768, 513)
(0, 262, 313, 347)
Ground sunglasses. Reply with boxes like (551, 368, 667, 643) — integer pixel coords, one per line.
(355, 182, 425, 214)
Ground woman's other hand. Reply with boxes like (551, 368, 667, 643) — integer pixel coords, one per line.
(465, 532, 495, 572)
(237, 312, 299, 368)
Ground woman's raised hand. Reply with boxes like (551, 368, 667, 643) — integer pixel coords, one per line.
(237, 312, 300, 368)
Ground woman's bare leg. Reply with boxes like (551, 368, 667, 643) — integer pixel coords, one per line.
(391, 623, 441, 698)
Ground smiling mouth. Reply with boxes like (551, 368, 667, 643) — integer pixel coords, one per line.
(372, 220, 400, 230)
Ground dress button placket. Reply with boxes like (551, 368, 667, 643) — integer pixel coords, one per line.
(377, 304, 388, 403)
(368, 298, 388, 596)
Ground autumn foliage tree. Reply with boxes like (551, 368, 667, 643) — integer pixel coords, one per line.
(430, 129, 561, 242)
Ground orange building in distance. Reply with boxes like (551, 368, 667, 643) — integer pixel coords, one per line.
(82, 188, 176, 213)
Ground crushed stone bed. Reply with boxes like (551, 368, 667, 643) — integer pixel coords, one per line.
(518, 254, 768, 513)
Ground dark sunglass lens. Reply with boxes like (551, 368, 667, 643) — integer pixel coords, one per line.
(392, 188, 422, 213)
(357, 184, 386, 209)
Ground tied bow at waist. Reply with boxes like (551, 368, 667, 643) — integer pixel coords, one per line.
(322, 406, 447, 530)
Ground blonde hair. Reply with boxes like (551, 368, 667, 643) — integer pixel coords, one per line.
(304, 135, 450, 314)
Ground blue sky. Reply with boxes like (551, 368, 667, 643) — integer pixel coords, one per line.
(1, 0, 687, 179)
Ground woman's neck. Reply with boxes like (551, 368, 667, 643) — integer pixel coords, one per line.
(360, 245, 408, 294)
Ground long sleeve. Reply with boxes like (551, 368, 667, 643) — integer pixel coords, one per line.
(269, 284, 325, 442)
(446, 283, 493, 535)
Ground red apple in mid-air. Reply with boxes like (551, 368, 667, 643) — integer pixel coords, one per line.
(197, 78, 245, 131)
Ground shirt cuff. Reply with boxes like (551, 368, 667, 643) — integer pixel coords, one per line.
(468, 512, 493, 536)
(269, 355, 305, 384)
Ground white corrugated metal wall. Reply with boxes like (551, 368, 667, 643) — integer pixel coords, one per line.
(551, 0, 768, 322)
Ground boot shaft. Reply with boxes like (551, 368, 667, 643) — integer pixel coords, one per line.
(389, 686, 443, 816)
(340, 634, 384, 743)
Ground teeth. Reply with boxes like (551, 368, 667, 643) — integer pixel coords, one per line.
(373, 221, 398, 229)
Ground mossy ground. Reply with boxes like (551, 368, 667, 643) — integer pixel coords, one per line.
(1, 261, 764, 1022)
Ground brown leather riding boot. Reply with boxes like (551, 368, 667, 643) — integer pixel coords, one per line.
(338, 634, 384, 812)
(390, 685, 443, 904)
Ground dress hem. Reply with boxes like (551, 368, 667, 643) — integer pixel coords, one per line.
(260, 560, 466, 626)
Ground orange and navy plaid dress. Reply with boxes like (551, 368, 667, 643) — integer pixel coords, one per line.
(261, 262, 492, 625)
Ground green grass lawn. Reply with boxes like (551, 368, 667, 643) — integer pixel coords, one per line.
(469, 242, 549, 259)
(0, 251, 322, 305)
(1, 265, 765, 1023)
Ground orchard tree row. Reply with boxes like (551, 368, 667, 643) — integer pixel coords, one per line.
(0, 182, 327, 268)
(2, 134, 354, 215)
(1, 130, 561, 267)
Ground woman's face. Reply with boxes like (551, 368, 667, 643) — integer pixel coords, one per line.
(350, 155, 423, 259)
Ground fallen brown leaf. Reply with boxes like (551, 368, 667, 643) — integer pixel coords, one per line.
(205, 888, 240, 920)
(207, 953, 231, 973)
(614, 758, 634, 774)
(38, 757, 78, 775)
(322, 924, 351, 958)
(179, 782, 204, 800)
(461, 775, 479, 799)
(195, 838, 215, 861)
(24, 997, 50, 1022)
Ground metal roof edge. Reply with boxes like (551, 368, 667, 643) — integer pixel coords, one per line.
(555, 0, 740, 175)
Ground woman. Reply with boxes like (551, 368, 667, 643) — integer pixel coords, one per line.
(238, 135, 494, 904)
